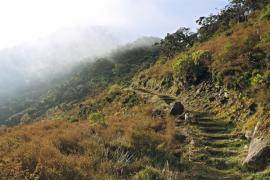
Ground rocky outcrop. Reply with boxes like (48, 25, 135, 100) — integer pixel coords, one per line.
(243, 120, 270, 170)
(243, 137, 270, 170)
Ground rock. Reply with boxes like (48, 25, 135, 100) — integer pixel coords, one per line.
(195, 88, 202, 96)
(176, 113, 185, 121)
(219, 89, 224, 96)
(190, 139, 195, 146)
(243, 120, 270, 170)
(224, 92, 229, 98)
(184, 112, 196, 123)
(245, 130, 253, 140)
(169, 102, 184, 116)
(248, 103, 257, 116)
(243, 137, 270, 170)
(175, 88, 181, 96)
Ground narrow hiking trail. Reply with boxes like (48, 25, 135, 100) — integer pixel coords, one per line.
(189, 112, 249, 179)
(134, 87, 249, 179)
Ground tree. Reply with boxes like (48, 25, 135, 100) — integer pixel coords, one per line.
(196, 15, 219, 41)
(242, 0, 270, 11)
(196, 0, 270, 41)
(159, 28, 196, 58)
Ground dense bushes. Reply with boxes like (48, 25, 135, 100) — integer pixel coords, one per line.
(196, 1, 270, 41)
(173, 51, 210, 86)
(260, 4, 270, 20)
(210, 25, 270, 91)
(250, 73, 265, 86)
(260, 31, 270, 43)
(247, 48, 267, 70)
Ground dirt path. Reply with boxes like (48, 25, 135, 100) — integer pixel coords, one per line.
(133, 87, 248, 179)
(189, 112, 248, 179)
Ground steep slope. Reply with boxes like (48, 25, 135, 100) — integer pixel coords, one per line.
(1, 1, 270, 179)
(0, 37, 160, 126)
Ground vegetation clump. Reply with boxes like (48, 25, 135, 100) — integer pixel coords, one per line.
(173, 51, 210, 86)
(134, 166, 165, 180)
(159, 27, 197, 58)
(260, 4, 270, 20)
(88, 112, 106, 125)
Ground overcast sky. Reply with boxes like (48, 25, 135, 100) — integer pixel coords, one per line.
(0, 0, 228, 50)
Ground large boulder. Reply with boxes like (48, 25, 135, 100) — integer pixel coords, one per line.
(243, 137, 270, 170)
(169, 102, 184, 116)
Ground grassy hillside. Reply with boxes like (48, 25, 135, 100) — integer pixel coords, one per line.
(1, 1, 270, 179)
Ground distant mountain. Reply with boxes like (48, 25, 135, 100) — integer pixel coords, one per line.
(0, 26, 119, 97)
(0, 35, 160, 124)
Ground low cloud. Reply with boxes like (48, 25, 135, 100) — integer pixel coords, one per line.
(0, 26, 119, 96)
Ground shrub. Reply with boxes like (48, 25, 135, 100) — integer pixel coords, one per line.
(159, 28, 196, 58)
(260, 4, 270, 20)
(223, 42, 233, 53)
(108, 84, 122, 94)
(134, 166, 165, 180)
(236, 72, 252, 89)
(247, 48, 267, 70)
(260, 31, 270, 43)
(243, 34, 261, 52)
(105, 84, 123, 103)
(17, 143, 39, 173)
(251, 73, 265, 87)
(191, 50, 212, 63)
(68, 116, 78, 123)
(173, 52, 209, 86)
(88, 112, 106, 125)
(212, 71, 223, 85)
(121, 92, 140, 109)
(213, 68, 250, 90)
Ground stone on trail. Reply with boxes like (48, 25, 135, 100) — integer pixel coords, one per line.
(170, 101, 184, 116)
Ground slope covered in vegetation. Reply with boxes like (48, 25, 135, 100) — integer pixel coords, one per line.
(1, 0, 270, 179)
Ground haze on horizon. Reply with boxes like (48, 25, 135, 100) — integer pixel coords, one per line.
(0, 0, 228, 98)
(0, 0, 228, 50)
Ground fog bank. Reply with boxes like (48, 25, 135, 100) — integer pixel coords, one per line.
(0, 26, 119, 97)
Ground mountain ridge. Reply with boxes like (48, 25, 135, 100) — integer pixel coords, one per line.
(1, 1, 270, 179)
